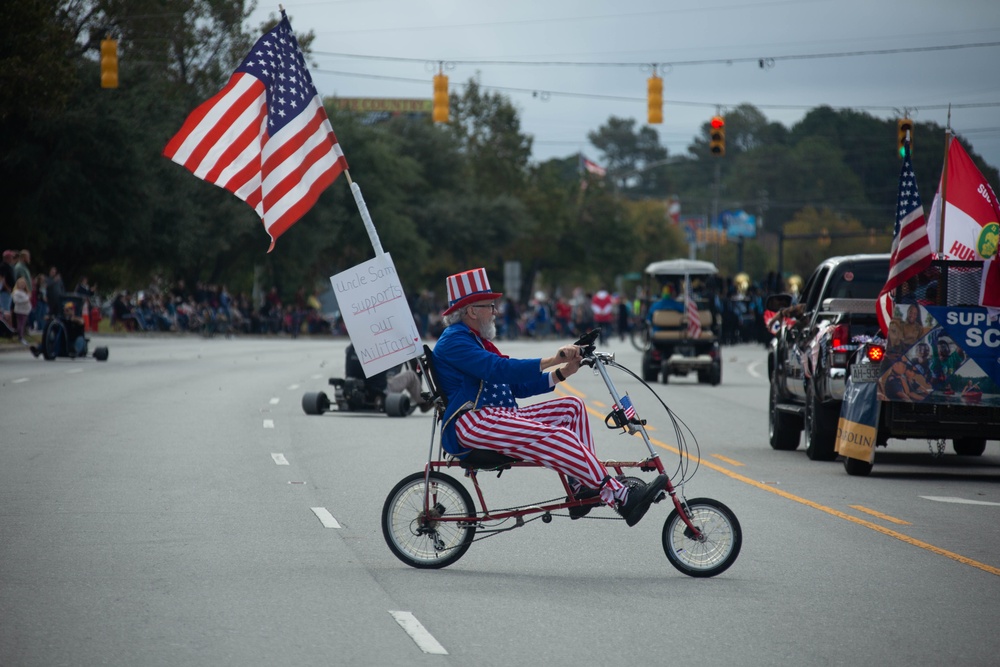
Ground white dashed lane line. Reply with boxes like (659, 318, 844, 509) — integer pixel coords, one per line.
(271, 453, 289, 465)
(310, 507, 342, 528)
(922, 496, 1000, 506)
(12, 377, 29, 384)
(388, 611, 449, 655)
(269, 397, 280, 405)
(263, 419, 275, 428)
(288, 384, 299, 391)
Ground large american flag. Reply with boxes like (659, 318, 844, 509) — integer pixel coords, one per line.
(163, 12, 347, 251)
(876, 142, 933, 335)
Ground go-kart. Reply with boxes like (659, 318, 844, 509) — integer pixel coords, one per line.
(640, 259, 721, 385)
(302, 344, 417, 418)
(36, 296, 109, 362)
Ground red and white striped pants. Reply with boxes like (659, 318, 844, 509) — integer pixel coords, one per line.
(454, 396, 625, 504)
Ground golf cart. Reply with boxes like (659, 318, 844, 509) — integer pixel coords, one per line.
(640, 259, 722, 385)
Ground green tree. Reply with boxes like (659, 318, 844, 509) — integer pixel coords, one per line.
(449, 78, 532, 199)
(0, 1, 76, 123)
(588, 116, 668, 197)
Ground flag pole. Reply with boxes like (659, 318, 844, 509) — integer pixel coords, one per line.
(937, 106, 952, 259)
(343, 170, 386, 259)
(277, 4, 383, 261)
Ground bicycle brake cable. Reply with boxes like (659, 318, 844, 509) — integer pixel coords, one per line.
(607, 361, 702, 484)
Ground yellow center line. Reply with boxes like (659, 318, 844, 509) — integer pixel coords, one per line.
(561, 384, 1000, 577)
(849, 505, 912, 525)
(649, 437, 1000, 577)
(711, 454, 745, 467)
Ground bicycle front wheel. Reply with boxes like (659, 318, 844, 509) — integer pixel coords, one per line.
(662, 498, 742, 578)
(382, 471, 476, 569)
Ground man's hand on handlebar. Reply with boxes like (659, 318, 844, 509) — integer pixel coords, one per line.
(557, 352, 584, 380)
(541, 344, 581, 374)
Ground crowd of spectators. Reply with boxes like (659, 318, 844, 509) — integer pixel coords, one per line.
(3, 249, 783, 349)
(103, 278, 336, 337)
(1, 247, 99, 343)
(410, 273, 782, 348)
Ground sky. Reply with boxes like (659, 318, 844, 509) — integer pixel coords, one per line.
(248, 0, 1000, 176)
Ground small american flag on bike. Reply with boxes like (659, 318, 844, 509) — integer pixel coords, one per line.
(616, 395, 637, 420)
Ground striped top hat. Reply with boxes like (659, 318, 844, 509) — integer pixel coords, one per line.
(443, 267, 503, 316)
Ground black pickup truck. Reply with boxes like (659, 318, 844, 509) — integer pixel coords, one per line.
(767, 254, 891, 460)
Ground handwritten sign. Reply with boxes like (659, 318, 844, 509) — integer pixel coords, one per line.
(330, 253, 420, 377)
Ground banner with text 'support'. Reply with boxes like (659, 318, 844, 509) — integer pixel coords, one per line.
(878, 303, 1000, 407)
(330, 253, 421, 378)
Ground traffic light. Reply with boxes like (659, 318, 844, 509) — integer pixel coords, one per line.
(100, 38, 118, 89)
(647, 75, 663, 125)
(897, 118, 913, 158)
(432, 73, 449, 123)
(709, 115, 725, 156)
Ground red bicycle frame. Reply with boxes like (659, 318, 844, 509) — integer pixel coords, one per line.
(417, 348, 703, 537)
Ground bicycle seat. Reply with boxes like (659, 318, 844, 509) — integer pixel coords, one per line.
(457, 449, 521, 470)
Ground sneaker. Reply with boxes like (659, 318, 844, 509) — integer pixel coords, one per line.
(30, 345, 41, 358)
(615, 474, 668, 527)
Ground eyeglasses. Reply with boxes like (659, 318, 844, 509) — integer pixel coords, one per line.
(471, 303, 498, 312)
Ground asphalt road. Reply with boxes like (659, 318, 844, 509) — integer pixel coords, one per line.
(2, 334, 999, 666)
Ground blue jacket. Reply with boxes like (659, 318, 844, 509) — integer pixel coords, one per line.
(433, 322, 553, 456)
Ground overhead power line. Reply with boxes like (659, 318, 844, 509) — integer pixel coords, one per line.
(312, 40, 1000, 69)
(315, 67, 1000, 116)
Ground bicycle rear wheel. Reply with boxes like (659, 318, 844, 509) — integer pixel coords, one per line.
(382, 471, 476, 569)
(662, 498, 741, 578)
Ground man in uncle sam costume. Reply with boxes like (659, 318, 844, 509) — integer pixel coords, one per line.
(431, 268, 666, 527)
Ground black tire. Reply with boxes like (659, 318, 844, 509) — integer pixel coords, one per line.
(769, 378, 801, 451)
(42, 320, 66, 360)
(804, 382, 838, 461)
(953, 438, 987, 456)
(844, 456, 873, 476)
(631, 322, 651, 352)
(301, 391, 330, 415)
(710, 359, 722, 386)
(382, 471, 476, 569)
(641, 351, 659, 382)
(385, 392, 410, 417)
(660, 363, 670, 385)
(94, 346, 109, 361)
(662, 498, 742, 578)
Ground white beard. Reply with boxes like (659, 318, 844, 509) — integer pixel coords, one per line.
(481, 319, 497, 341)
